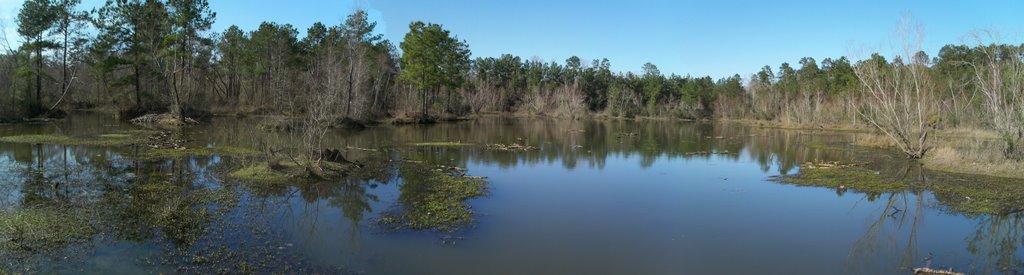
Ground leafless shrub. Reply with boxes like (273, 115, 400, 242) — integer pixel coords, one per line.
(551, 80, 587, 119)
(854, 17, 938, 159)
(966, 31, 1024, 160)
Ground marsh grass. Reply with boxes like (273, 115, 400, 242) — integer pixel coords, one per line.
(847, 130, 1024, 179)
(923, 146, 1024, 179)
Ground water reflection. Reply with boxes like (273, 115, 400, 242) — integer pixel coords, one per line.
(0, 114, 1023, 273)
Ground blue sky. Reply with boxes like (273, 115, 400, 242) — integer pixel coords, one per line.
(0, 0, 1021, 78)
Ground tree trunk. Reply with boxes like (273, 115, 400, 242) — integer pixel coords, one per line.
(422, 87, 428, 117)
(445, 87, 452, 114)
(35, 45, 42, 114)
(134, 63, 142, 108)
(346, 57, 355, 117)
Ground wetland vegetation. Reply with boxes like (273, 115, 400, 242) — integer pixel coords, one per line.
(0, 0, 1022, 274)
(0, 115, 1021, 273)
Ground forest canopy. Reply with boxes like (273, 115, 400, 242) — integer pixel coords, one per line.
(0, 0, 1021, 157)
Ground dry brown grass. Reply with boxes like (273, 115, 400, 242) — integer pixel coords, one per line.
(923, 146, 1024, 179)
(934, 128, 1001, 140)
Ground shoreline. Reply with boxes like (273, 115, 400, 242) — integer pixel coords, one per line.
(5, 109, 1021, 180)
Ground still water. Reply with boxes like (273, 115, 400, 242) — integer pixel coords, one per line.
(0, 113, 1021, 274)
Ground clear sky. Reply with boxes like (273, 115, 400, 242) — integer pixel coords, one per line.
(0, 0, 1021, 79)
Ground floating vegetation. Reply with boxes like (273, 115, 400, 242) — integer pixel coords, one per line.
(0, 133, 144, 146)
(927, 173, 1024, 215)
(228, 153, 364, 184)
(228, 164, 291, 183)
(410, 141, 474, 147)
(141, 146, 261, 159)
(773, 162, 913, 194)
(484, 143, 536, 151)
(376, 163, 488, 232)
(0, 207, 96, 253)
(775, 161, 1024, 215)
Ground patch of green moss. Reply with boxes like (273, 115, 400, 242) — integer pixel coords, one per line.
(774, 167, 914, 194)
(378, 163, 488, 232)
(228, 164, 290, 183)
(0, 207, 96, 252)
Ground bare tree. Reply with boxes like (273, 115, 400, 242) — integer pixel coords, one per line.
(966, 31, 1024, 160)
(854, 17, 938, 159)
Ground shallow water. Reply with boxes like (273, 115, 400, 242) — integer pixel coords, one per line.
(1, 113, 1022, 274)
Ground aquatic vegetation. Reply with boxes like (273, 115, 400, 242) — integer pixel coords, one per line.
(377, 163, 488, 232)
(774, 165, 914, 194)
(111, 176, 239, 247)
(927, 174, 1024, 215)
(228, 164, 290, 183)
(0, 207, 96, 253)
(777, 162, 1024, 215)
(0, 134, 141, 146)
(228, 155, 364, 184)
(141, 146, 261, 159)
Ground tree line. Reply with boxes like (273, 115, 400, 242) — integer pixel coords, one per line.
(0, 1, 1022, 159)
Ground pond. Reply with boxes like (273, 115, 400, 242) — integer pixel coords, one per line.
(0, 113, 1022, 274)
